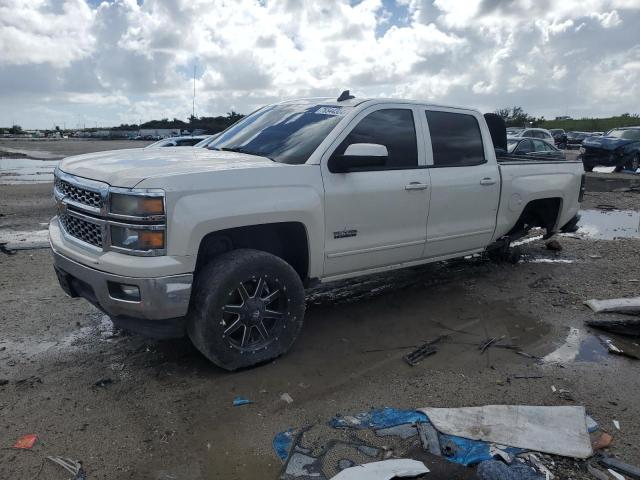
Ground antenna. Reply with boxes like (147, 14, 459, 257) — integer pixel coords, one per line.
(192, 64, 196, 120)
(337, 90, 355, 102)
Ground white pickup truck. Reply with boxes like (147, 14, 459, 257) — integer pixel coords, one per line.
(50, 95, 584, 370)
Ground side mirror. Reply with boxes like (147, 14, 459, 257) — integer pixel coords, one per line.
(328, 143, 388, 173)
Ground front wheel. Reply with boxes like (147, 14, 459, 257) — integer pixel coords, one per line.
(187, 249, 306, 371)
(627, 154, 640, 172)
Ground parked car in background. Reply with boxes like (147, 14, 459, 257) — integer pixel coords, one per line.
(145, 135, 209, 148)
(508, 128, 555, 144)
(194, 133, 221, 148)
(566, 131, 591, 149)
(507, 138, 565, 159)
(506, 127, 524, 136)
(548, 129, 567, 149)
(580, 126, 640, 172)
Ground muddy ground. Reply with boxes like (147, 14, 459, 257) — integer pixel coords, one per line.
(1, 142, 640, 479)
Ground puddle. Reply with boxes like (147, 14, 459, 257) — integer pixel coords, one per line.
(0, 228, 49, 249)
(578, 209, 640, 239)
(542, 328, 608, 364)
(0, 146, 60, 159)
(0, 158, 59, 184)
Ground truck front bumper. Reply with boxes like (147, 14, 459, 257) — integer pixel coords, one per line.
(52, 249, 192, 338)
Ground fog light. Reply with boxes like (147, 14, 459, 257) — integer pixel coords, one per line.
(108, 282, 141, 301)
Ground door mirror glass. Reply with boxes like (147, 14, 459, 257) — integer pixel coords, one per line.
(328, 143, 388, 173)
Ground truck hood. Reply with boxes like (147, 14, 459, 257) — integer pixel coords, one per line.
(58, 147, 281, 187)
(582, 135, 635, 151)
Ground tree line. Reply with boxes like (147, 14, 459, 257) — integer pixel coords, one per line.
(494, 106, 640, 132)
(112, 111, 245, 133)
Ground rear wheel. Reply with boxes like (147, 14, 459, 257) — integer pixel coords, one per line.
(627, 154, 640, 172)
(187, 249, 305, 370)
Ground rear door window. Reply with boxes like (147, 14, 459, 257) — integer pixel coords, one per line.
(335, 109, 418, 169)
(425, 110, 486, 167)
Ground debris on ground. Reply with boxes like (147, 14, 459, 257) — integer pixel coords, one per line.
(273, 404, 612, 479)
(599, 337, 640, 360)
(419, 405, 593, 458)
(331, 459, 429, 480)
(13, 434, 38, 449)
(598, 456, 640, 479)
(94, 378, 113, 388)
(233, 396, 252, 406)
(585, 297, 640, 314)
(47, 456, 86, 480)
(0, 242, 16, 255)
(586, 415, 599, 433)
(613, 420, 620, 430)
(587, 463, 610, 480)
(15, 375, 42, 387)
(545, 240, 563, 251)
(479, 336, 506, 354)
(280, 393, 294, 404)
(585, 317, 640, 337)
(0, 378, 9, 386)
(607, 468, 626, 480)
(524, 453, 555, 479)
(477, 460, 543, 480)
(592, 432, 613, 450)
(404, 336, 445, 366)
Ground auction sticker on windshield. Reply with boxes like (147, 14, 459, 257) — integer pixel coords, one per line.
(315, 106, 346, 116)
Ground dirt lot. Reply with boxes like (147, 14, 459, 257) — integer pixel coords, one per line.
(1, 142, 640, 479)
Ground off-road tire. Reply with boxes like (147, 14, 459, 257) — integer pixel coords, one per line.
(187, 249, 305, 371)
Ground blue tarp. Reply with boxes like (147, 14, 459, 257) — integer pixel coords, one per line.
(274, 408, 526, 467)
(273, 429, 295, 462)
(330, 407, 428, 429)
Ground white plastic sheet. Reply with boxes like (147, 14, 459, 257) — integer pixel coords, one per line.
(419, 405, 593, 459)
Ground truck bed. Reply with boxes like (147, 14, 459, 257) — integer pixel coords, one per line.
(493, 156, 584, 240)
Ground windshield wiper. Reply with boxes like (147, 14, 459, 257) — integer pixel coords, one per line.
(220, 147, 274, 161)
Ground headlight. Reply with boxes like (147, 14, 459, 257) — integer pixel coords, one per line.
(110, 225, 165, 251)
(110, 192, 164, 218)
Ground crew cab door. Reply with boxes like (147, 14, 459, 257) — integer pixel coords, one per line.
(421, 108, 500, 257)
(321, 106, 430, 277)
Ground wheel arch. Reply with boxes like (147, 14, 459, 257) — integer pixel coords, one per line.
(194, 222, 311, 283)
(507, 197, 563, 237)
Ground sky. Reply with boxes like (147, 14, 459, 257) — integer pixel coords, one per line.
(0, 0, 639, 129)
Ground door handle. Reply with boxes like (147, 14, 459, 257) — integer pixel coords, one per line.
(405, 182, 429, 191)
(480, 178, 496, 186)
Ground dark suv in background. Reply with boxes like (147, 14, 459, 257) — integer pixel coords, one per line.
(549, 129, 567, 149)
(580, 127, 640, 172)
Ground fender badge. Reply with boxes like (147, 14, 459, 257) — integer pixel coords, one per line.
(333, 229, 358, 239)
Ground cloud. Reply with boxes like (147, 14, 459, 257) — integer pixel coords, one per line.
(0, 0, 95, 67)
(1, 0, 639, 129)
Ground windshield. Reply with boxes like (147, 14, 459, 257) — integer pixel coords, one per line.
(606, 129, 640, 140)
(507, 139, 519, 153)
(208, 103, 352, 164)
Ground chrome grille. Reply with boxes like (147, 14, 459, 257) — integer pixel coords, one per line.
(59, 213, 103, 248)
(55, 177, 103, 209)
